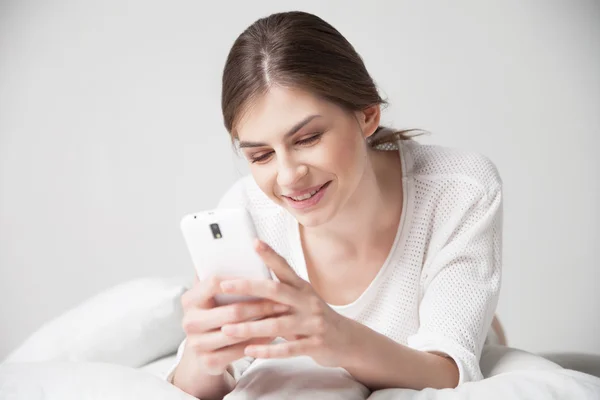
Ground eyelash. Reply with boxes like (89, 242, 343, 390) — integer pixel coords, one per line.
(297, 133, 322, 146)
(250, 133, 323, 164)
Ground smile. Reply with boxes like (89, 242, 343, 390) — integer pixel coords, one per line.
(290, 189, 320, 201)
(282, 181, 332, 210)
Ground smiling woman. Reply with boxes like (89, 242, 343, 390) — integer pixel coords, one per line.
(233, 86, 404, 228)
(167, 10, 504, 400)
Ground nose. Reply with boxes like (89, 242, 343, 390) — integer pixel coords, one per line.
(276, 153, 308, 188)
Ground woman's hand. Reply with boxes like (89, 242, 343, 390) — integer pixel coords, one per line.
(219, 239, 357, 368)
(179, 274, 289, 376)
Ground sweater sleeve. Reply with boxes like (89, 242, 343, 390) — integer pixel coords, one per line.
(406, 180, 503, 385)
(164, 177, 256, 383)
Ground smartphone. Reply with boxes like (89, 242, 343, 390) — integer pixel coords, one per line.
(180, 208, 272, 305)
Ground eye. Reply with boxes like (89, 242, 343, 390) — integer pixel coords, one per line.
(249, 151, 274, 164)
(296, 133, 322, 146)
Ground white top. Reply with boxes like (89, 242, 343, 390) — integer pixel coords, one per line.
(165, 138, 503, 386)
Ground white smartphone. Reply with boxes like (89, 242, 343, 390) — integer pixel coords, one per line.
(180, 208, 272, 305)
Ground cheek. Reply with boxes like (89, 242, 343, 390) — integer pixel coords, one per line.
(320, 134, 366, 179)
(249, 165, 279, 199)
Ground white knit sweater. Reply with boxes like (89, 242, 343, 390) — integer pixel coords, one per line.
(166, 138, 503, 385)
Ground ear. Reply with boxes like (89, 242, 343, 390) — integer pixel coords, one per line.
(355, 104, 381, 139)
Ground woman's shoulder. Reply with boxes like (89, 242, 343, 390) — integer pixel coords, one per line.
(405, 140, 502, 193)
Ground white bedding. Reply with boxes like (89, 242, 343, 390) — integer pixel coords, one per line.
(370, 369, 600, 400)
(2, 277, 599, 399)
(2, 347, 599, 400)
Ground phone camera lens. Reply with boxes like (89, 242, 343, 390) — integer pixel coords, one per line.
(210, 223, 222, 239)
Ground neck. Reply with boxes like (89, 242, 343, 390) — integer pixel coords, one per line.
(302, 148, 403, 257)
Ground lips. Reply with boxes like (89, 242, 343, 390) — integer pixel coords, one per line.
(283, 181, 328, 200)
(281, 181, 332, 210)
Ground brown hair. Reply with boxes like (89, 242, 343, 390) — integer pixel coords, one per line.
(221, 11, 425, 147)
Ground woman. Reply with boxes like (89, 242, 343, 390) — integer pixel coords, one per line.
(167, 11, 505, 399)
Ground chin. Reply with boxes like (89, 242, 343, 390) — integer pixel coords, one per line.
(294, 214, 325, 227)
(290, 206, 336, 228)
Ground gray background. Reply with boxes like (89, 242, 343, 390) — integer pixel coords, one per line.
(1, 0, 599, 360)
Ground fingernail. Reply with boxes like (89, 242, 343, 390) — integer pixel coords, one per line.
(256, 239, 267, 251)
(220, 281, 234, 291)
(274, 304, 289, 313)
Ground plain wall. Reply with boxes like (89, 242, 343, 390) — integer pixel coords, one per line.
(1, 0, 599, 361)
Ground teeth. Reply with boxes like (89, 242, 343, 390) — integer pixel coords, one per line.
(291, 189, 318, 201)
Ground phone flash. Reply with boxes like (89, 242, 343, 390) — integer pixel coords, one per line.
(210, 223, 223, 239)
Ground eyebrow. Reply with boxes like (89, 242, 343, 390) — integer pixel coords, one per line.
(238, 114, 322, 148)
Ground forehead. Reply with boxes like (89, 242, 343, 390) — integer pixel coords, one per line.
(235, 86, 340, 141)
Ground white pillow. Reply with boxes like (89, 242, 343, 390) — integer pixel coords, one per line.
(480, 344, 562, 377)
(1, 349, 598, 400)
(227, 351, 600, 400)
(2, 276, 189, 368)
(141, 354, 179, 378)
(224, 346, 600, 400)
(368, 369, 600, 400)
(0, 361, 198, 400)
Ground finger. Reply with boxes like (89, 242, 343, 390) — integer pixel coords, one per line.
(183, 300, 290, 333)
(244, 337, 318, 359)
(180, 276, 223, 309)
(222, 315, 307, 338)
(255, 240, 305, 288)
(197, 341, 248, 375)
(198, 337, 273, 375)
(186, 329, 250, 353)
(220, 278, 298, 306)
(181, 275, 241, 309)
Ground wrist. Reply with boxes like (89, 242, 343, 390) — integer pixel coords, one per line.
(338, 317, 368, 371)
(174, 349, 235, 399)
